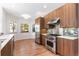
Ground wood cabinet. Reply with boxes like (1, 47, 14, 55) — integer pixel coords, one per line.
(11, 37, 14, 55)
(64, 39, 78, 56)
(35, 17, 40, 24)
(56, 7, 64, 27)
(41, 35, 46, 46)
(1, 37, 14, 56)
(63, 39, 71, 56)
(56, 37, 78, 56)
(57, 4, 77, 28)
(35, 17, 45, 29)
(62, 4, 77, 28)
(44, 10, 57, 28)
(44, 3, 78, 28)
(56, 38, 64, 55)
(35, 17, 46, 44)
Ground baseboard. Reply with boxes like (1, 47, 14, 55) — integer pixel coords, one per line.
(14, 38, 35, 42)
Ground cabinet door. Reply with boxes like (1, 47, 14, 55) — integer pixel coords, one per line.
(1, 37, 14, 56)
(35, 17, 45, 29)
(63, 39, 71, 56)
(63, 4, 77, 27)
(68, 39, 78, 56)
(56, 38, 64, 55)
(63, 39, 78, 56)
(35, 18, 40, 24)
(1, 40, 11, 56)
(56, 7, 64, 28)
(69, 4, 77, 27)
(41, 35, 46, 46)
(11, 37, 14, 56)
(57, 38, 78, 56)
(44, 10, 57, 27)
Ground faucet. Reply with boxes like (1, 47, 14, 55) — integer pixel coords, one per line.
(0, 33, 4, 36)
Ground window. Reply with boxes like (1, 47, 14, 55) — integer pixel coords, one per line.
(9, 23, 17, 33)
(21, 23, 29, 33)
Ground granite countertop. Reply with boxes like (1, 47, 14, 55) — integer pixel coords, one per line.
(57, 36, 78, 40)
(42, 33, 78, 40)
(0, 34, 14, 50)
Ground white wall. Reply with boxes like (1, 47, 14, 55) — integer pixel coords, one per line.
(15, 18, 35, 41)
(2, 11, 35, 41)
(0, 6, 3, 33)
(0, 6, 8, 33)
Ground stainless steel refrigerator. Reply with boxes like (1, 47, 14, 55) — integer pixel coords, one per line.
(34, 24, 40, 44)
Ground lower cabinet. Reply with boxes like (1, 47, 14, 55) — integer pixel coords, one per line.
(41, 35, 46, 46)
(11, 37, 14, 56)
(56, 38, 64, 55)
(56, 37, 78, 56)
(1, 37, 14, 56)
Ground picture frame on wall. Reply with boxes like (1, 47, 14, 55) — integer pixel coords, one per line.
(21, 23, 29, 33)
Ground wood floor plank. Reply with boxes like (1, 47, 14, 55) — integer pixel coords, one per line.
(14, 39, 57, 56)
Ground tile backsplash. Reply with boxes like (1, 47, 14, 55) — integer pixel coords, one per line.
(63, 28, 78, 37)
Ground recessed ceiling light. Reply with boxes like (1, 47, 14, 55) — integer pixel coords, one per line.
(43, 5, 47, 8)
(21, 14, 31, 19)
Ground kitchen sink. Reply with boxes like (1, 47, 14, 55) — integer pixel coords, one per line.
(0, 35, 9, 44)
(0, 39, 6, 43)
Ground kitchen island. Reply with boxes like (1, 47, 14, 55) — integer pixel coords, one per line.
(0, 34, 14, 56)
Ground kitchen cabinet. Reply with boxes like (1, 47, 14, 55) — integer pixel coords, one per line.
(64, 39, 78, 56)
(44, 10, 57, 28)
(56, 7, 64, 27)
(35, 17, 45, 29)
(56, 38, 64, 55)
(44, 5, 64, 28)
(41, 35, 46, 46)
(35, 17, 40, 24)
(59, 3, 78, 28)
(63, 39, 71, 56)
(56, 37, 78, 56)
(1, 37, 14, 56)
(11, 37, 14, 55)
(44, 3, 78, 28)
(78, 4, 79, 27)
(62, 3, 77, 28)
(35, 17, 46, 44)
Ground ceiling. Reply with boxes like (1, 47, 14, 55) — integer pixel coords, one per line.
(1, 3, 65, 20)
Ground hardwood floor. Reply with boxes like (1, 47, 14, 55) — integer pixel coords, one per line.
(14, 39, 57, 56)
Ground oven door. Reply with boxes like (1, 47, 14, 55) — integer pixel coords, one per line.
(45, 38, 56, 53)
(47, 40, 54, 47)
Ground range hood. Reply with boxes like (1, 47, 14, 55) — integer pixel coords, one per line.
(47, 18, 60, 25)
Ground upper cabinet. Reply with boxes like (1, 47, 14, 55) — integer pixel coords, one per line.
(35, 17, 40, 24)
(56, 7, 64, 27)
(35, 17, 45, 29)
(44, 3, 78, 28)
(44, 10, 57, 27)
(62, 4, 77, 28)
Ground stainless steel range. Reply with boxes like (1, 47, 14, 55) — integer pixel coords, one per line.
(45, 34, 57, 54)
(45, 18, 60, 54)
